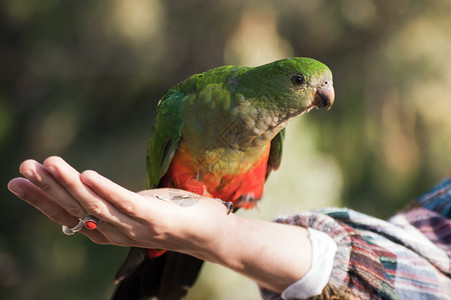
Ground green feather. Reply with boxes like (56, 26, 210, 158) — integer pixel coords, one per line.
(266, 128, 285, 178)
(146, 89, 186, 188)
(146, 57, 333, 188)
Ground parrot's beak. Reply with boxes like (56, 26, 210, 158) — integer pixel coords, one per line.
(313, 84, 335, 110)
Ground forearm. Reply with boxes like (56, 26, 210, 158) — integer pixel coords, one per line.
(227, 216, 311, 293)
(189, 208, 312, 294)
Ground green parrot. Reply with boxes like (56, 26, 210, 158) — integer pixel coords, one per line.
(112, 57, 334, 299)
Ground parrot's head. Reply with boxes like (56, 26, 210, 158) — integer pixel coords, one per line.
(237, 57, 334, 135)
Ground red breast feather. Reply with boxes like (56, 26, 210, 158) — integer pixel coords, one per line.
(160, 143, 271, 209)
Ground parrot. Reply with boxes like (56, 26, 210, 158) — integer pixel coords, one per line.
(112, 57, 334, 299)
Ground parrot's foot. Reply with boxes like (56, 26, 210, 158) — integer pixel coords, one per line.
(214, 198, 234, 214)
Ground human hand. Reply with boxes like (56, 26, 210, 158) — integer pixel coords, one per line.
(7, 156, 232, 259)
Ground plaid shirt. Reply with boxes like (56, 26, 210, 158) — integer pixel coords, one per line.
(261, 177, 451, 299)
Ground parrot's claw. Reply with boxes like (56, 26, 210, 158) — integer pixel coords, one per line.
(214, 198, 234, 214)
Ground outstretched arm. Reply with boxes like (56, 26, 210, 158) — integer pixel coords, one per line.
(8, 156, 312, 294)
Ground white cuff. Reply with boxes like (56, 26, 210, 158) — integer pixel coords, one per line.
(281, 228, 337, 299)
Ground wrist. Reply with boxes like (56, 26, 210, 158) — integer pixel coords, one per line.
(160, 195, 236, 261)
(202, 215, 313, 293)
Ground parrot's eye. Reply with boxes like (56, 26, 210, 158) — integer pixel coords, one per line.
(291, 75, 304, 86)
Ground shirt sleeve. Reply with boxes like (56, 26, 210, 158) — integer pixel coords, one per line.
(260, 178, 451, 300)
(281, 228, 337, 299)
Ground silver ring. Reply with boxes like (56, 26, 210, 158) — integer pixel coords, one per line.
(62, 215, 100, 235)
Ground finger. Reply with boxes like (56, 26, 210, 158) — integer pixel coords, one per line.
(43, 157, 166, 247)
(8, 177, 78, 227)
(80, 171, 173, 244)
(43, 157, 138, 230)
(75, 226, 112, 245)
(80, 170, 150, 220)
(19, 159, 86, 218)
(94, 221, 137, 247)
(8, 177, 111, 244)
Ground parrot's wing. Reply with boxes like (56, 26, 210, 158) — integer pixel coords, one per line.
(114, 90, 187, 298)
(147, 89, 186, 188)
(266, 128, 285, 179)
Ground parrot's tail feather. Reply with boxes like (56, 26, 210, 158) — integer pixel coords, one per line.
(112, 248, 204, 300)
(114, 247, 147, 284)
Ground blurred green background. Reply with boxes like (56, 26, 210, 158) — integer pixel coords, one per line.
(1, 0, 451, 299)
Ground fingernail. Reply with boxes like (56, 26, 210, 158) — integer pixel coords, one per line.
(8, 183, 24, 197)
(80, 175, 93, 188)
(46, 165, 59, 178)
(80, 170, 99, 188)
(20, 169, 35, 181)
